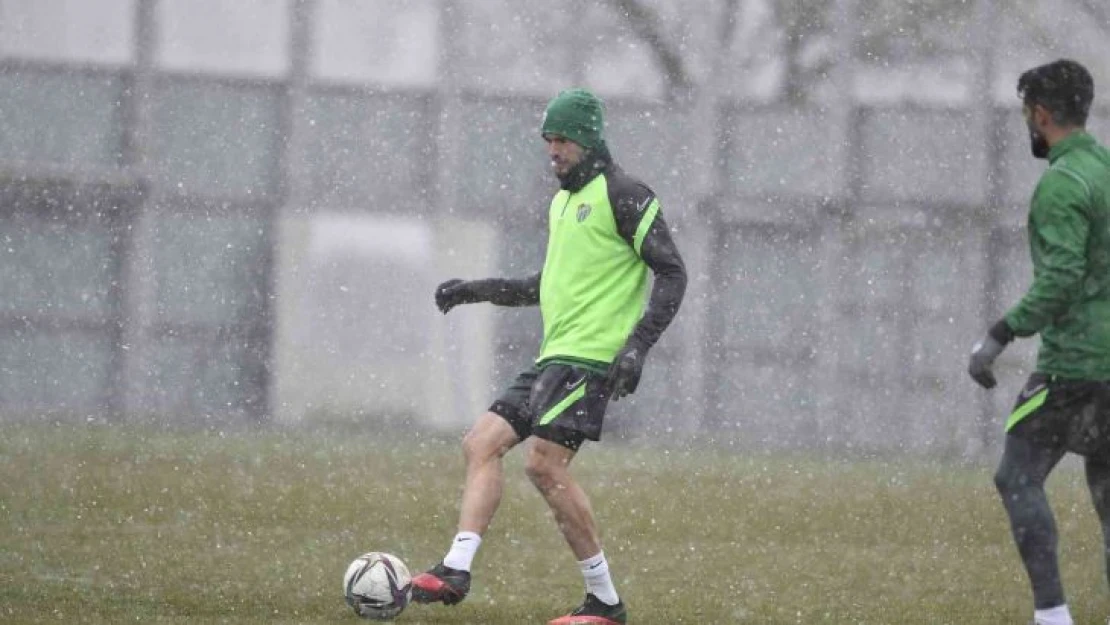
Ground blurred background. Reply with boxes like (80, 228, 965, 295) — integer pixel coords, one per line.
(1, 0, 1108, 456)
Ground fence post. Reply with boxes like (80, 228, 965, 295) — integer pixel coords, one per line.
(112, 0, 160, 420)
(974, 0, 1002, 456)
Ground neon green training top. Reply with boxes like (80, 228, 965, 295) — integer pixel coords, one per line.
(537, 170, 659, 365)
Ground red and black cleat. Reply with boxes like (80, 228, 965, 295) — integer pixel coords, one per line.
(410, 562, 471, 606)
(548, 594, 627, 625)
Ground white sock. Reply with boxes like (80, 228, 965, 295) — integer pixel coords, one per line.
(579, 551, 619, 606)
(1034, 604, 1073, 625)
(442, 531, 481, 572)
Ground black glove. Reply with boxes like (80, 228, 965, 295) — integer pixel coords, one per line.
(435, 279, 478, 314)
(967, 320, 1014, 389)
(605, 337, 649, 401)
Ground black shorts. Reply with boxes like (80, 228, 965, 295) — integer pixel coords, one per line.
(1006, 372, 1110, 457)
(488, 363, 611, 451)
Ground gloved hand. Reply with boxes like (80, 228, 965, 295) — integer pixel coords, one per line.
(435, 279, 478, 314)
(967, 320, 1015, 389)
(605, 336, 649, 401)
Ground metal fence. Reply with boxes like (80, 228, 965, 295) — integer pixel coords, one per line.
(1, 0, 1107, 456)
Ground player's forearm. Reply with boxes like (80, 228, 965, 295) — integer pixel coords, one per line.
(631, 265, 686, 349)
(1005, 256, 1086, 336)
(469, 272, 541, 307)
(1005, 275, 1084, 336)
(1007, 188, 1091, 336)
(630, 230, 687, 349)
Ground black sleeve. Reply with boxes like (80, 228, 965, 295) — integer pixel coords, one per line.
(609, 179, 687, 351)
(468, 271, 541, 307)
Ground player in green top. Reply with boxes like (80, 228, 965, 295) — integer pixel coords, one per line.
(411, 88, 687, 625)
(968, 59, 1110, 625)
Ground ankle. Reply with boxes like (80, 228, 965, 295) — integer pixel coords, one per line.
(443, 531, 481, 571)
(1034, 604, 1073, 625)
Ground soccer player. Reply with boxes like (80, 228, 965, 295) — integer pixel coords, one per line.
(968, 59, 1110, 625)
(411, 88, 687, 625)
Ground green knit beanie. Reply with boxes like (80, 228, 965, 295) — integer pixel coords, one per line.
(540, 88, 605, 149)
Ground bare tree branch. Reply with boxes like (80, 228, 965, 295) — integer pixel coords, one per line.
(1072, 0, 1110, 34)
(605, 0, 694, 100)
(1073, 0, 1110, 24)
(774, 0, 832, 105)
(717, 0, 741, 51)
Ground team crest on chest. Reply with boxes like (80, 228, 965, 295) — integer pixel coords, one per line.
(576, 204, 592, 223)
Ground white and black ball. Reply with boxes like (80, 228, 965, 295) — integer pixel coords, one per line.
(343, 552, 412, 621)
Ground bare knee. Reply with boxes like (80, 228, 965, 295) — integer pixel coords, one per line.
(462, 431, 498, 467)
(462, 413, 517, 467)
(525, 445, 570, 493)
(524, 455, 552, 490)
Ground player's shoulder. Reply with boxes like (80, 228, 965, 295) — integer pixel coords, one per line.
(603, 166, 657, 214)
(1037, 159, 1093, 206)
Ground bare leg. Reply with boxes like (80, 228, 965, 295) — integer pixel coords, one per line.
(525, 436, 627, 621)
(458, 412, 521, 534)
(412, 412, 521, 605)
(524, 437, 600, 559)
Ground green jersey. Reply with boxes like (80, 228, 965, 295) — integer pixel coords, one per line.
(537, 149, 686, 367)
(1005, 131, 1110, 379)
(457, 147, 687, 371)
(538, 171, 657, 364)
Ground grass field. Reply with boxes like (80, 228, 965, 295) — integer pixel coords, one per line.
(2, 424, 1109, 624)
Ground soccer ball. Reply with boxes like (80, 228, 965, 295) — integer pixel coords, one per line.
(343, 552, 412, 620)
